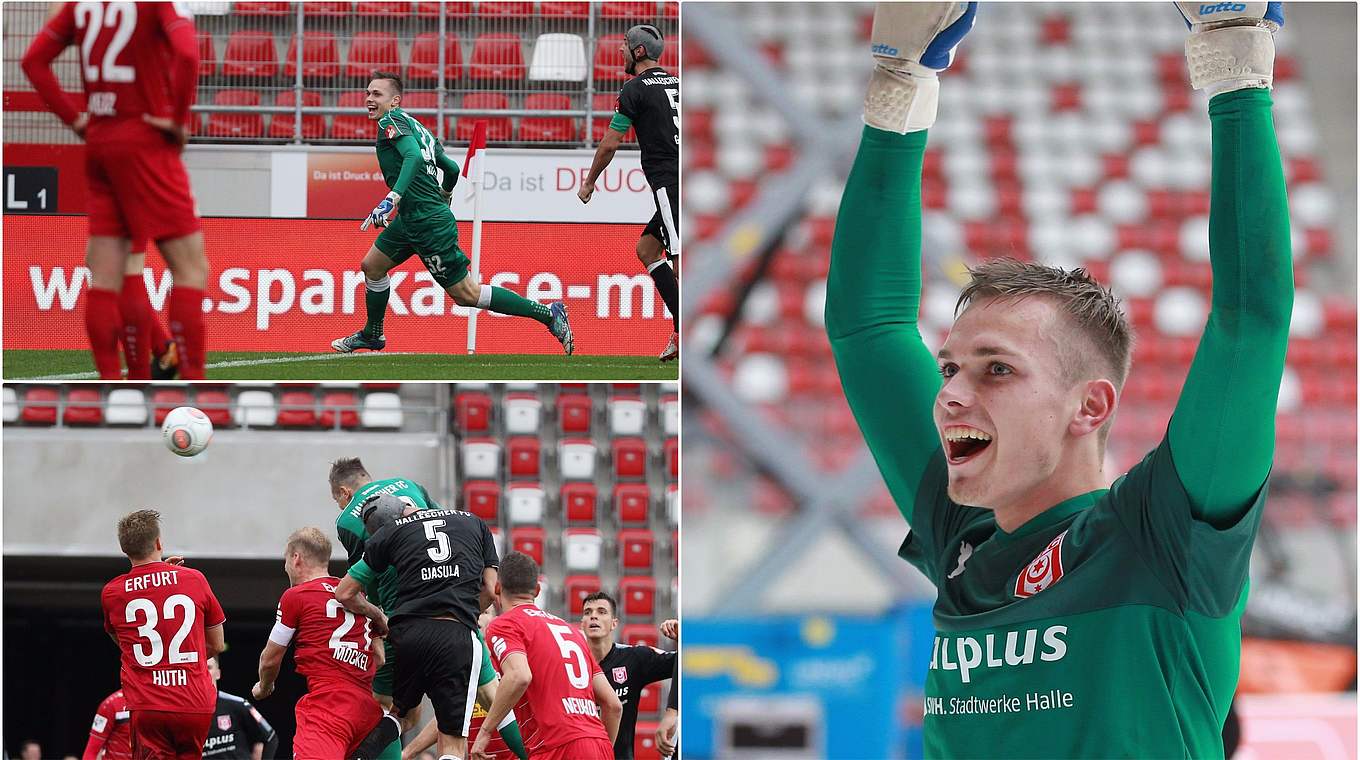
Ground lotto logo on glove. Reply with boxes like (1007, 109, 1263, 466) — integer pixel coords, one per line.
(1199, 2, 1249, 14)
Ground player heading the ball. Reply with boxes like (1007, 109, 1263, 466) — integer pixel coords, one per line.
(100, 510, 226, 759)
(331, 72, 575, 356)
(827, 3, 1291, 757)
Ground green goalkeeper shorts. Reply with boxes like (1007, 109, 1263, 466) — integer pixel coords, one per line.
(374, 212, 470, 289)
(372, 638, 396, 697)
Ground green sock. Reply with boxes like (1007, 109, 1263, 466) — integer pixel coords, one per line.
(364, 276, 391, 337)
(488, 285, 553, 326)
(500, 716, 529, 760)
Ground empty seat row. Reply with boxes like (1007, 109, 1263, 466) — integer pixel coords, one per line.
(232, 1, 676, 21)
(461, 437, 677, 481)
(201, 89, 629, 143)
(201, 30, 675, 84)
(465, 480, 677, 526)
(455, 390, 678, 436)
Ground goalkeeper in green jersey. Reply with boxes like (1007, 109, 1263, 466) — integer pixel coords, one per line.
(828, 3, 1291, 758)
(327, 458, 528, 760)
(331, 71, 574, 356)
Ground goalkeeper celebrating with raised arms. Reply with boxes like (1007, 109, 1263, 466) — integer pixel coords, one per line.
(828, 3, 1291, 758)
(332, 71, 574, 356)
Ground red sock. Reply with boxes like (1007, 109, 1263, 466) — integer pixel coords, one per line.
(119, 275, 151, 380)
(168, 286, 206, 379)
(85, 287, 124, 380)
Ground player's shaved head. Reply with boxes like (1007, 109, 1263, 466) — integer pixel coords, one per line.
(117, 509, 161, 560)
(286, 527, 332, 568)
(499, 552, 540, 597)
(329, 457, 371, 491)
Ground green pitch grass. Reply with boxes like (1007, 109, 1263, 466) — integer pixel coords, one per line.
(4, 350, 678, 381)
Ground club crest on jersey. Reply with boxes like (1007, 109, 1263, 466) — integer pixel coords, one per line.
(1014, 530, 1069, 599)
(217, 715, 233, 731)
(385, 125, 398, 140)
(613, 666, 628, 683)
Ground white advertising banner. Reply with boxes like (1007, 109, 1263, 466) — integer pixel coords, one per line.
(450, 148, 653, 223)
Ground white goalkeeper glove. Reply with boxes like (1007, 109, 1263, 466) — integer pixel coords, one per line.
(1176, 1, 1284, 96)
(864, 2, 977, 134)
(360, 191, 400, 231)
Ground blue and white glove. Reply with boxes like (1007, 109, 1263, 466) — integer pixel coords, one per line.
(864, 2, 977, 134)
(1176, 2, 1283, 96)
(360, 191, 400, 231)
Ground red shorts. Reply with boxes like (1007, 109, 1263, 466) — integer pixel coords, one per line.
(85, 130, 200, 243)
(129, 709, 211, 760)
(535, 736, 613, 760)
(293, 685, 383, 760)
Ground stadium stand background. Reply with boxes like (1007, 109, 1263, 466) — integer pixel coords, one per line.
(679, 3, 1357, 758)
(3, 381, 677, 759)
(3, 1, 679, 147)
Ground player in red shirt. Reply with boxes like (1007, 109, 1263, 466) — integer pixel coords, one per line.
(477, 552, 621, 760)
(250, 528, 386, 760)
(21, 1, 209, 380)
(100, 509, 226, 759)
(83, 689, 133, 760)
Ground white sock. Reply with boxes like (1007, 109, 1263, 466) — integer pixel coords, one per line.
(366, 275, 390, 292)
(477, 283, 493, 309)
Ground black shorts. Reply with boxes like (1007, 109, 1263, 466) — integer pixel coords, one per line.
(642, 183, 679, 257)
(389, 617, 481, 737)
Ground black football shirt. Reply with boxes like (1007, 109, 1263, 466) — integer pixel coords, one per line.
(615, 66, 679, 189)
(362, 508, 499, 630)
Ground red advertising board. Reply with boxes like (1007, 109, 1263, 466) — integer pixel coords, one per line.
(4, 215, 670, 355)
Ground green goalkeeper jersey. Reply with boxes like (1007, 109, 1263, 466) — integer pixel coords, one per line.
(335, 476, 439, 612)
(827, 90, 1292, 759)
(375, 107, 460, 223)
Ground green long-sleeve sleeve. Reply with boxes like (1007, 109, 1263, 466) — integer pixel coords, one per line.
(434, 145, 461, 193)
(826, 127, 945, 527)
(1167, 88, 1292, 525)
(390, 133, 424, 198)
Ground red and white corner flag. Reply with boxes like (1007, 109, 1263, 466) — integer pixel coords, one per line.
(465, 120, 488, 355)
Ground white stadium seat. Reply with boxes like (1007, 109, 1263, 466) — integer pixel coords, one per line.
(461, 440, 501, 480)
(508, 486, 546, 525)
(105, 389, 148, 426)
(361, 392, 404, 429)
(529, 33, 587, 82)
(564, 529, 603, 573)
(503, 395, 543, 435)
(236, 390, 277, 427)
(661, 396, 679, 437)
(2, 387, 17, 424)
(558, 439, 597, 481)
(608, 397, 647, 436)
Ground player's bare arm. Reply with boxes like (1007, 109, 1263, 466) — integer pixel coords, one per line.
(205, 622, 226, 658)
(659, 618, 678, 640)
(591, 671, 623, 743)
(580, 128, 625, 204)
(472, 651, 529, 759)
(480, 566, 498, 613)
(250, 640, 287, 700)
(334, 574, 389, 636)
(655, 707, 678, 756)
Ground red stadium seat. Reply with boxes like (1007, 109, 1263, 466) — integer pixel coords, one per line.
(456, 93, 512, 141)
(621, 623, 658, 648)
(479, 1, 535, 16)
(511, 526, 545, 565)
(664, 438, 677, 480)
(152, 388, 190, 425)
(198, 33, 216, 78)
(520, 93, 577, 143)
(222, 29, 277, 79)
(558, 393, 593, 433)
(618, 529, 654, 573)
(540, 1, 590, 17)
(468, 33, 525, 81)
(331, 92, 374, 140)
(562, 483, 597, 524)
(346, 31, 401, 80)
(195, 389, 234, 427)
(590, 92, 621, 142)
(415, 1, 472, 16)
(593, 35, 629, 84)
(319, 390, 360, 429)
(635, 722, 660, 760)
(285, 31, 340, 82)
(206, 89, 263, 139)
(276, 390, 318, 428)
(63, 388, 103, 426)
(638, 683, 660, 715)
(565, 575, 602, 616)
(612, 437, 647, 479)
(464, 480, 501, 522)
(303, 1, 351, 17)
(602, 2, 656, 20)
(507, 436, 541, 479)
(270, 90, 325, 140)
(454, 390, 492, 433)
(401, 91, 440, 112)
(659, 43, 677, 74)
(234, 2, 291, 16)
(619, 577, 656, 618)
(663, 0, 677, 17)
(407, 33, 463, 85)
(614, 483, 650, 526)
(356, 1, 411, 16)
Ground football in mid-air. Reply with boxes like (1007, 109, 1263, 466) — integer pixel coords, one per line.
(162, 406, 213, 457)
